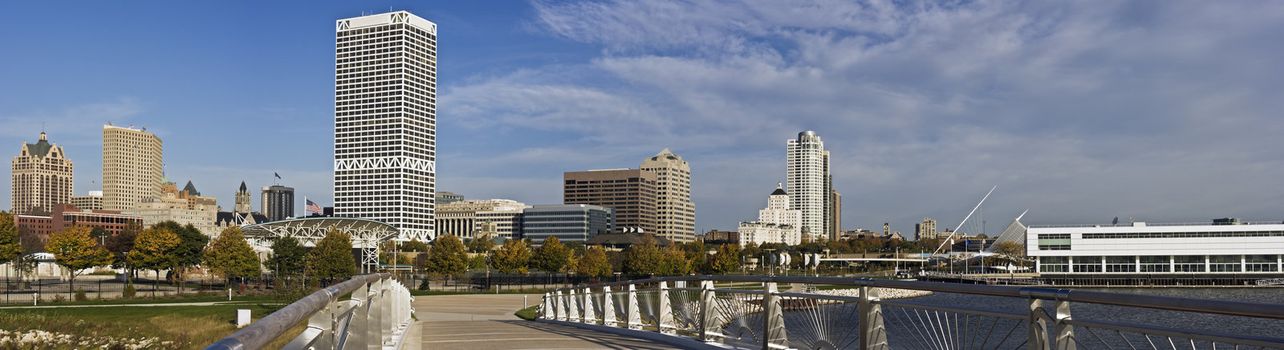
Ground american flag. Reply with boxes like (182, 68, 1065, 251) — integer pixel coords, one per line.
(306, 198, 323, 215)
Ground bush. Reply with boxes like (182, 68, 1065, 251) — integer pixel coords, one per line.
(53, 295, 66, 303)
(418, 277, 430, 290)
(123, 283, 137, 299)
(74, 288, 87, 301)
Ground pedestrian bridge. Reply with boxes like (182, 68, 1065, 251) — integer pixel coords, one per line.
(210, 274, 1284, 349)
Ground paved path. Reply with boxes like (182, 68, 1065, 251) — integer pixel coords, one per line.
(410, 294, 674, 350)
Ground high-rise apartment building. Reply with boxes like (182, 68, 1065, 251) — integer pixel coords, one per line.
(564, 169, 657, 234)
(786, 131, 831, 241)
(916, 217, 939, 240)
(261, 185, 294, 222)
(70, 191, 104, 211)
(830, 190, 842, 240)
(102, 125, 163, 211)
(333, 11, 438, 241)
(11, 132, 73, 215)
(640, 148, 696, 243)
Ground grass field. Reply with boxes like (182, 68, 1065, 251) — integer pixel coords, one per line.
(0, 296, 303, 349)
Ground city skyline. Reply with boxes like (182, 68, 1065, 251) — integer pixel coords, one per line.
(3, 1, 1284, 236)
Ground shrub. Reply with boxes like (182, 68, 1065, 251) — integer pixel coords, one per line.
(53, 295, 66, 303)
(74, 288, 87, 301)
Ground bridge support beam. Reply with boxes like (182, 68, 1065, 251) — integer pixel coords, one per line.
(658, 281, 674, 334)
(602, 286, 616, 326)
(858, 286, 888, 350)
(1053, 300, 1075, 350)
(583, 287, 597, 325)
(627, 284, 641, 330)
(761, 282, 786, 350)
(698, 280, 716, 341)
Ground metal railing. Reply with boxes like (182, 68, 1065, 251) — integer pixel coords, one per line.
(207, 273, 414, 350)
(539, 275, 1284, 349)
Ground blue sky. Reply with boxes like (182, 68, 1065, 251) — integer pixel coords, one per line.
(2, 1, 1283, 237)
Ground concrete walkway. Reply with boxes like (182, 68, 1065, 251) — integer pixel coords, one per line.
(410, 294, 674, 350)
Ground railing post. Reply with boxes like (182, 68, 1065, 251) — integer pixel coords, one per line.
(555, 290, 567, 321)
(859, 286, 888, 350)
(1028, 298, 1051, 350)
(568, 288, 582, 322)
(348, 281, 370, 348)
(699, 280, 717, 341)
(583, 287, 597, 324)
(658, 281, 674, 334)
(762, 282, 786, 350)
(366, 278, 383, 350)
(1053, 301, 1075, 350)
(602, 286, 616, 327)
(627, 284, 641, 330)
(542, 293, 554, 320)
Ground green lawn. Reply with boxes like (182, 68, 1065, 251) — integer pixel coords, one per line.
(0, 298, 301, 349)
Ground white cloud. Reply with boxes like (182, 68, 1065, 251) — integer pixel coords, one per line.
(441, 0, 1284, 233)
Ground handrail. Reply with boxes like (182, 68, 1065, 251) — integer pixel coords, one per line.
(574, 274, 1284, 319)
(540, 274, 1284, 349)
(206, 273, 404, 350)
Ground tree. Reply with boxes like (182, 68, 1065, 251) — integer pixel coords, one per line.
(491, 239, 532, 274)
(992, 241, 1026, 267)
(622, 235, 663, 277)
(106, 221, 141, 280)
(706, 244, 741, 274)
(308, 229, 356, 285)
(46, 226, 113, 297)
(129, 227, 181, 296)
(401, 239, 429, 253)
(574, 246, 611, 278)
(0, 212, 22, 267)
(426, 235, 468, 282)
(203, 227, 261, 285)
(531, 236, 571, 273)
(151, 221, 208, 290)
(467, 237, 495, 253)
(658, 245, 692, 276)
(269, 235, 307, 287)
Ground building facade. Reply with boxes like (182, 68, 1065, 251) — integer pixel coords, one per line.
(127, 181, 218, 236)
(521, 204, 613, 244)
(1028, 220, 1284, 275)
(261, 185, 294, 222)
(16, 204, 142, 246)
(640, 148, 696, 243)
(787, 131, 832, 241)
(11, 132, 74, 215)
(433, 199, 528, 240)
(102, 125, 163, 211)
(738, 184, 803, 246)
(564, 169, 657, 234)
(234, 181, 252, 214)
(70, 191, 104, 211)
(435, 191, 463, 205)
(333, 11, 438, 241)
(830, 190, 842, 241)
(916, 217, 939, 240)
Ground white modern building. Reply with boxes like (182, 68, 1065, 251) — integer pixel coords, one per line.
(1028, 219, 1284, 274)
(333, 11, 438, 241)
(738, 184, 803, 246)
(786, 131, 831, 241)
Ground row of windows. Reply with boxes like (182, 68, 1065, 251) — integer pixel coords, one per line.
(1081, 231, 1284, 239)
(1040, 255, 1284, 273)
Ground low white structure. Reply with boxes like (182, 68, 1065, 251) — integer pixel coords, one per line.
(1028, 219, 1284, 274)
(739, 184, 803, 246)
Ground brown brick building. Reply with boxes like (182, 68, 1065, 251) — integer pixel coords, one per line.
(14, 204, 142, 245)
(563, 169, 657, 235)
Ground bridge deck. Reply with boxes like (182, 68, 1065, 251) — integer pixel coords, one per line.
(409, 293, 672, 350)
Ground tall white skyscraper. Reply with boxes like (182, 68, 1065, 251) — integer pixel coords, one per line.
(333, 11, 437, 241)
(786, 130, 831, 241)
